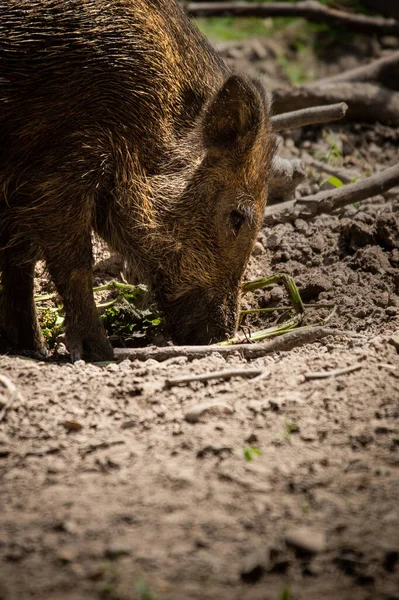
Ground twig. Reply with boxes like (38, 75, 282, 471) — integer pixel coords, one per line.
(272, 83, 399, 126)
(378, 363, 398, 376)
(264, 163, 399, 225)
(304, 364, 362, 380)
(304, 156, 358, 185)
(115, 327, 360, 362)
(185, 2, 399, 36)
(271, 103, 348, 132)
(306, 50, 399, 90)
(164, 368, 264, 387)
(0, 375, 21, 423)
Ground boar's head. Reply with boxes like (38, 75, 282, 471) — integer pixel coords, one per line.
(152, 74, 276, 345)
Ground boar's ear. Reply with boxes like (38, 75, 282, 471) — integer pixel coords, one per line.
(203, 74, 263, 152)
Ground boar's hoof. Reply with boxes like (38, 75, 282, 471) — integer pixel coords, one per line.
(67, 334, 114, 363)
(0, 331, 48, 360)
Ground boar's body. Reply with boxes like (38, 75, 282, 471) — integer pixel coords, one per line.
(0, 0, 275, 361)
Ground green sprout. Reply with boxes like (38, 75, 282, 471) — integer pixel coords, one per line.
(243, 446, 262, 462)
(320, 129, 343, 165)
(135, 579, 161, 600)
(281, 586, 293, 600)
(284, 419, 299, 440)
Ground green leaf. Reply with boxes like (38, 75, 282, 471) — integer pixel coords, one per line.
(327, 176, 344, 188)
(243, 446, 262, 461)
(281, 587, 292, 600)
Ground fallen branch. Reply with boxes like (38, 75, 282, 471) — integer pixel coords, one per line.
(307, 50, 399, 90)
(271, 103, 348, 132)
(185, 2, 399, 36)
(115, 327, 360, 362)
(272, 83, 399, 126)
(165, 368, 264, 387)
(264, 163, 399, 225)
(0, 375, 21, 423)
(304, 364, 362, 380)
(270, 155, 306, 202)
(304, 156, 358, 185)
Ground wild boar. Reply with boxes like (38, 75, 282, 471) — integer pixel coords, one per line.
(0, 0, 275, 361)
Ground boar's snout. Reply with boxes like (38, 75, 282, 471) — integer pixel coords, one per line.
(161, 289, 239, 345)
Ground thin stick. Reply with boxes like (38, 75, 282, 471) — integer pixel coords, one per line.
(306, 50, 399, 89)
(264, 163, 399, 225)
(305, 156, 358, 185)
(271, 103, 348, 132)
(240, 303, 335, 317)
(115, 327, 360, 362)
(186, 2, 399, 36)
(304, 364, 362, 380)
(165, 368, 264, 387)
(378, 363, 398, 375)
(0, 375, 20, 423)
(272, 83, 399, 126)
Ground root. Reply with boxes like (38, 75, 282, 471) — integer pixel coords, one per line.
(186, 2, 399, 36)
(264, 163, 399, 225)
(306, 50, 399, 91)
(272, 83, 399, 126)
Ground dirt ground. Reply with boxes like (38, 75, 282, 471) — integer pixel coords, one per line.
(1, 31, 399, 600)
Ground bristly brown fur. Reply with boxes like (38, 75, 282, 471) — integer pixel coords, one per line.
(0, 0, 276, 361)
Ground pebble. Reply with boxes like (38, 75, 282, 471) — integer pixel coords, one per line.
(104, 544, 131, 559)
(73, 360, 86, 368)
(284, 526, 326, 554)
(240, 553, 267, 584)
(185, 401, 234, 423)
(294, 219, 308, 234)
(252, 241, 265, 256)
(265, 233, 279, 250)
(247, 400, 268, 413)
(57, 549, 76, 563)
(144, 359, 159, 367)
(106, 362, 120, 372)
(62, 420, 83, 432)
(270, 287, 284, 302)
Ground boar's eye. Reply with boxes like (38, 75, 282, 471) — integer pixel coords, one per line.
(229, 210, 245, 235)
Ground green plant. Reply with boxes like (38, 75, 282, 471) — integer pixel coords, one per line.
(284, 419, 299, 440)
(281, 586, 293, 600)
(135, 579, 161, 600)
(38, 307, 64, 346)
(320, 130, 344, 165)
(326, 176, 344, 188)
(35, 281, 162, 348)
(243, 446, 262, 461)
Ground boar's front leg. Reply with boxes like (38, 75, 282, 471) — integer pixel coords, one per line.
(0, 242, 47, 358)
(42, 233, 114, 363)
